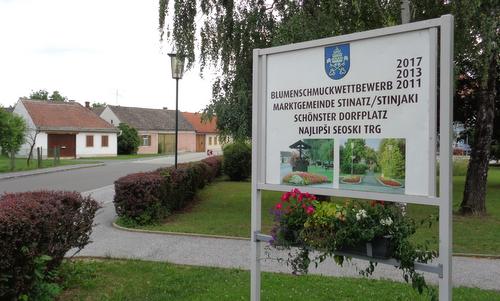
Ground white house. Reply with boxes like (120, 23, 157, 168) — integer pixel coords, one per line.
(14, 99, 118, 158)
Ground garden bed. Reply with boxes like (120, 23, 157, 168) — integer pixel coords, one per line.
(282, 171, 329, 185)
(340, 175, 362, 184)
(377, 176, 403, 187)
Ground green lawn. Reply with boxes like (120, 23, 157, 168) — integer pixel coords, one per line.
(0, 156, 98, 173)
(57, 259, 500, 301)
(120, 167, 500, 255)
(307, 165, 334, 182)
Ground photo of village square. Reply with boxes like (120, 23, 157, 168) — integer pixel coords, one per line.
(280, 139, 334, 188)
(339, 138, 406, 194)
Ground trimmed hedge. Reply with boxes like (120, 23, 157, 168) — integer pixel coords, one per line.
(114, 156, 223, 225)
(0, 191, 99, 300)
(114, 172, 164, 225)
(222, 142, 251, 181)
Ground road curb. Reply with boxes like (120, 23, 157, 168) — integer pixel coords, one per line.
(112, 221, 250, 241)
(0, 163, 105, 181)
(112, 222, 500, 259)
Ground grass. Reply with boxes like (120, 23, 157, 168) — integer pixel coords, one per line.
(57, 259, 500, 301)
(0, 156, 98, 173)
(307, 165, 333, 182)
(118, 167, 500, 255)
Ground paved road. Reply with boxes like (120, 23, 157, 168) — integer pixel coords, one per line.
(0, 152, 208, 193)
(76, 185, 500, 292)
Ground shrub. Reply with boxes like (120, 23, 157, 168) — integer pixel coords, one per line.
(223, 142, 251, 181)
(0, 191, 99, 300)
(114, 171, 164, 224)
(115, 156, 224, 225)
(117, 123, 140, 154)
(201, 156, 223, 180)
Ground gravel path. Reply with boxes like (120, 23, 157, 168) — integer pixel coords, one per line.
(77, 185, 500, 292)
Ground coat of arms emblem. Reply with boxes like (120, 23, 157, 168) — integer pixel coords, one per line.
(325, 44, 350, 80)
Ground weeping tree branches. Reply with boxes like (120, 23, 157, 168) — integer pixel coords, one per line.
(158, 1, 402, 140)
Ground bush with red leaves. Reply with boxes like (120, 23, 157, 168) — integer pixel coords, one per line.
(0, 191, 99, 300)
(114, 157, 224, 225)
(114, 171, 164, 224)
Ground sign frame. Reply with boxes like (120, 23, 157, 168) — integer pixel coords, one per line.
(251, 15, 453, 300)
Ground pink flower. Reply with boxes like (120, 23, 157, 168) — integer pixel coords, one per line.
(275, 203, 282, 210)
(281, 193, 290, 201)
(306, 206, 315, 215)
(298, 194, 303, 202)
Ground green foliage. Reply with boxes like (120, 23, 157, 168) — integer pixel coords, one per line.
(0, 110, 26, 156)
(222, 141, 251, 181)
(158, 1, 402, 140)
(29, 89, 49, 100)
(117, 123, 140, 155)
(49, 91, 67, 102)
(21, 255, 62, 301)
(340, 139, 366, 174)
(379, 139, 405, 179)
(92, 102, 107, 108)
(272, 194, 437, 298)
(29, 89, 67, 101)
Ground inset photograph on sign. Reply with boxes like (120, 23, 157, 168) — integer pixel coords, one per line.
(339, 138, 406, 194)
(280, 139, 334, 188)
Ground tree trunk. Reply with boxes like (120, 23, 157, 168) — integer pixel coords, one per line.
(460, 53, 498, 215)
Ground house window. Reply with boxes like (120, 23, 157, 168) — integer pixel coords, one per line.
(86, 135, 94, 147)
(142, 135, 151, 146)
(214, 137, 218, 145)
(110, 119, 113, 124)
(101, 135, 109, 147)
(208, 137, 212, 145)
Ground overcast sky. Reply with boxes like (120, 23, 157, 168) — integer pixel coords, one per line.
(0, 0, 215, 112)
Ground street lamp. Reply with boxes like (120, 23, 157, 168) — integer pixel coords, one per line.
(168, 52, 185, 168)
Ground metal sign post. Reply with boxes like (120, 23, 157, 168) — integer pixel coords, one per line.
(251, 15, 453, 301)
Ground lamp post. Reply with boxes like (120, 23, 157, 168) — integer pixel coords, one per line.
(168, 52, 185, 169)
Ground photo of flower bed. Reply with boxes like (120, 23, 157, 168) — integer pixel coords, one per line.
(377, 176, 403, 187)
(339, 138, 406, 194)
(280, 139, 334, 188)
(282, 171, 329, 185)
(340, 175, 362, 184)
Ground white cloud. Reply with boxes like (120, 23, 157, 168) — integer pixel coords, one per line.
(0, 0, 214, 112)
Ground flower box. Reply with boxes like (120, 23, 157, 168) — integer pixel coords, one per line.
(338, 235, 393, 259)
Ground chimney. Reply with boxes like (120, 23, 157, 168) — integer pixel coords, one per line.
(163, 107, 168, 110)
(85, 101, 90, 108)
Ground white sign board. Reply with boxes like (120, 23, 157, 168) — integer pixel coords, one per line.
(265, 29, 436, 196)
(251, 15, 453, 301)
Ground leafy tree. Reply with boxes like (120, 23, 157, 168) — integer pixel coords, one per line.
(379, 139, 405, 179)
(29, 89, 49, 100)
(303, 139, 333, 162)
(340, 139, 366, 174)
(159, 0, 400, 141)
(29, 89, 67, 102)
(0, 110, 26, 171)
(92, 102, 107, 108)
(117, 123, 140, 154)
(453, 0, 498, 215)
(49, 91, 67, 102)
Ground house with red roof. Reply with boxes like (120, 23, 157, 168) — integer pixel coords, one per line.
(13, 99, 118, 158)
(181, 112, 224, 154)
